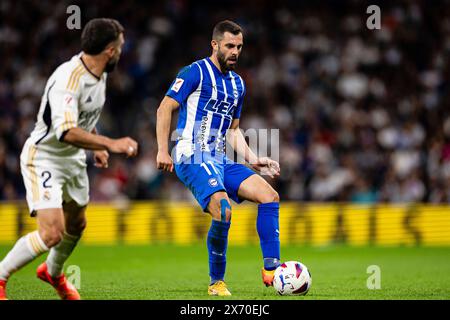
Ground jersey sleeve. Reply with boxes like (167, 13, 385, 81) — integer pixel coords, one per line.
(233, 78, 246, 119)
(165, 64, 201, 105)
(48, 69, 82, 141)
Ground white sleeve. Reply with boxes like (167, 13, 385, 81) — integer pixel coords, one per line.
(48, 70, 82, 141)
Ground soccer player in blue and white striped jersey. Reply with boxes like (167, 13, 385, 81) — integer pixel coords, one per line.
(156, 20, 282, 296)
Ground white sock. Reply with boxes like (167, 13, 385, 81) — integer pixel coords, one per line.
(0, 231, 49, 281)
(46, 232, 81, 278)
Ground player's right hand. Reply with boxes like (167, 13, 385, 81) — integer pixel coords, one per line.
(108, 137, 138, 157)
(157, 151, 174, 172)
(94, 150, 109, 168)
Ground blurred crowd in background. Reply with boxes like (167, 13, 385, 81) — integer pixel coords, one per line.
(1, 0, 450, 204)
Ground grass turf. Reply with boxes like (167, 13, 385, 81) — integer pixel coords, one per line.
(0, 244, 449, 300)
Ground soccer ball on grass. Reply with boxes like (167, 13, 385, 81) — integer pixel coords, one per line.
(272, 261, 312, 296)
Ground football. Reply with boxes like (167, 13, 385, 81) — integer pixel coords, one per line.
(273, 261, 312, 296)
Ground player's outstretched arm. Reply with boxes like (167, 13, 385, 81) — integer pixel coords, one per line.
(227, 119, 280, 178)
(62, 127, 138, 157)
(156, 96, 180, 172)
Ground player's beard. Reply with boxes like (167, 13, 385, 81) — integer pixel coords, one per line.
(217, 49, 237, 72)
(104, 57, 119, 73)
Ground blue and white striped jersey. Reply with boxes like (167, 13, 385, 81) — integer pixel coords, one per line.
(166, 57, 245, 162)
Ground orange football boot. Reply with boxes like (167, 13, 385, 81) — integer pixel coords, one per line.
(261, 268, 276, 287)
(0, 280, 7, 300)
(37, 263, 80, 300)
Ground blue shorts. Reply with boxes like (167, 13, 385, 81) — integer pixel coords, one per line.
(174, 152, 255, 211)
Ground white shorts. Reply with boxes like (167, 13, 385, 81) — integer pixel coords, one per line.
(20, 143, 90, 216)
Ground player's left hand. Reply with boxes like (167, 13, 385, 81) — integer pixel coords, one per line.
(252, 157, 280, 178)
(93, 150, 109, 168)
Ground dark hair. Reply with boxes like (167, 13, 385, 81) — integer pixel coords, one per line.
(81, 18, 124, 55)
(212, 20, 243, 40)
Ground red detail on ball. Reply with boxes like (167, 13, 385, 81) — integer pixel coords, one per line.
(295, 263, 303, 278)
(281, 263, 287, 268)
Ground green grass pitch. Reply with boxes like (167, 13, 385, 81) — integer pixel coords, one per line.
(1, 244, 449, 300)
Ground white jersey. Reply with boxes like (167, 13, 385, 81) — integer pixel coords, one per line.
(24, 52, 107, 164)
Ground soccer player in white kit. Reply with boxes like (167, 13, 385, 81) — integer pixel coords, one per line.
(0, 18, 138, 300)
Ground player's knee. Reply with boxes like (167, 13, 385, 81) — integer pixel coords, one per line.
(220, 199, 232, 222)
(66, 217, 87, 236)
(260, 189, 280, 204)
(209, 198, 232, 222)
(272, 190, 280, 203)
(40, 226, 64, 248)
(210, 208, 232, 222)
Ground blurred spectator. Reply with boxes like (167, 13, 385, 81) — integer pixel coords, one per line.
(350, 175, 378, 204)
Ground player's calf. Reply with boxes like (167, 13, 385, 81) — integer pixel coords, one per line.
(45, 202, 86, 279)
(257, 202, 281, 275)
(253, 185, 281, 285)
(35, 205, 85, 299)
(0, 209, 65, 289)
(206, 193, 232, 289)
(236, 174, 282, 286)
(0, 230, 50, 287)
(257, 191, 281, 286)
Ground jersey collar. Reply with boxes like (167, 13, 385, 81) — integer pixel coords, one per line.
(206, 57, 232, 78)
(78, 52, 102, 81)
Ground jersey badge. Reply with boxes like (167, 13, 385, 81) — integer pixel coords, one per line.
(172, 78, 184, 93)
